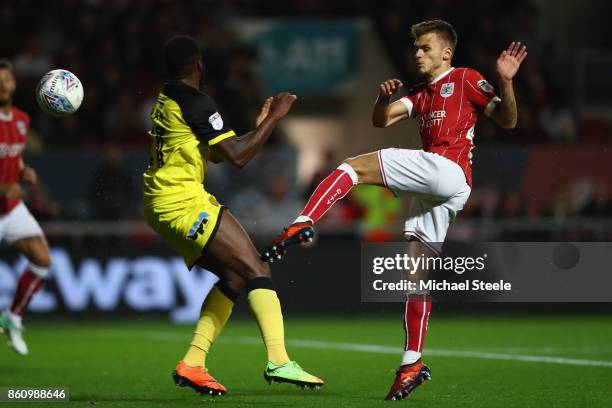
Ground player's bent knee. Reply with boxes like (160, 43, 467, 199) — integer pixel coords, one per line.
(245, 260, 271, 280)
(232, 254, 271, 281)
(224, 275, 246, 294)
(215, 280, 242, 302)
(32, 253, 52, 269)
(29, 263, 50, 279)
(344, 156, 380, 185)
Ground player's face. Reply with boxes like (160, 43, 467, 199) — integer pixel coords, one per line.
(0, 68, 16, 106)
(413, 33, 452, 77)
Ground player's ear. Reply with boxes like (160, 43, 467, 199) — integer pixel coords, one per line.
(442, 46, 452, 62)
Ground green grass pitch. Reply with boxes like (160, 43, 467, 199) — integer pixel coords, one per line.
(1, 315, 611, 407)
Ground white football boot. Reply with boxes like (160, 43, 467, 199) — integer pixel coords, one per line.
(0, 310, 28, 355)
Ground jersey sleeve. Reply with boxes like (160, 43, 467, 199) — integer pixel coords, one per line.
(181, 93, 236, 146)
(464, 69, 501, 116)
(399, 96, 414, 117)
(399, 87, 421, 117)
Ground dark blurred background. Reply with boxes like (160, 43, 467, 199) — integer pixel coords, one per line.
(1, 0, 611, 320)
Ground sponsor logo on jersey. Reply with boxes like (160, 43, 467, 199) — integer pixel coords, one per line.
(0, 143, 25, 158)
(477, 80, 494, 93)
(208, 112, 224, 130)
(16, 120, 27, 136)
(187, 212, 209, 241)
(440, 82, 454, 98)
(417, 110, 446, 128)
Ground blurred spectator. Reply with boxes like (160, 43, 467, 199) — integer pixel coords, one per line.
(352, 185, 397, 241)
(12, 36, 52, 80)
(539, 95, 577, 142)
(25, 181, 62, 222)
(581, 182, 612, 216)
(89, 144, 135, 220)
(494, 190, 527, 217)
(251, 176, 304, 231)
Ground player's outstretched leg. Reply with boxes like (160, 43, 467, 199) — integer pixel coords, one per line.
(2, 236, 51, 355)
(172, 280, 240, 397)
(202, 210, 324, 389)
(262, 152, 384, 262)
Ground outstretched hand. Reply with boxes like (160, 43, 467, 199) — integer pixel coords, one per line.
(255, 97, 273, 127)
(21, 166, 37, 185)
(497, 42, 527, 81)
(379, 79, 403, 97)
(269, 92, 297, 120)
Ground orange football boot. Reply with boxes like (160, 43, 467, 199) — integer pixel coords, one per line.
(385, 359, 431, 401)
(261, 221, 315, 263)
(172, 361, 227, 397)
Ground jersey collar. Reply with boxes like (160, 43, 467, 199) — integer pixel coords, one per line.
(429, 67, 455, 85)
(0, 109, 13, 122)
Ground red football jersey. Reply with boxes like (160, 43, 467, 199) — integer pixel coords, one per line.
(0, 107, 29, 214)
(400, 67, 500, 186)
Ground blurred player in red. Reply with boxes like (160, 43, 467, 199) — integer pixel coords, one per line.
(263, 20, 527, 400)
(0, 59, 51, 355)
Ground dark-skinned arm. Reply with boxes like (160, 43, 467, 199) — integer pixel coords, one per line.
(210, 93, 296, 168)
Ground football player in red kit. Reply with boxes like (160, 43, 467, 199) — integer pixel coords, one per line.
(263, 20, 527, 400)
(0, 59, 52, 355)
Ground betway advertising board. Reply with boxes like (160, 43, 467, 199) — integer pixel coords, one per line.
(0, 248, 218, 323)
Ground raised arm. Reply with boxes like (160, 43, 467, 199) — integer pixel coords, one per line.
(490, 42, 527, 129)
(372, 79, 410, 128)
(211, 92, 296, 168)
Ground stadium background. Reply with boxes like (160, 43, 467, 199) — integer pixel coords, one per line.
(1, 1, 611, 407)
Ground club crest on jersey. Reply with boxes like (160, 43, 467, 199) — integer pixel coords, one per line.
(440, 82, 454, 98)
(16, 120, 27, 136)
(208, 112, 223, 130)
(477, 80, 494, 93)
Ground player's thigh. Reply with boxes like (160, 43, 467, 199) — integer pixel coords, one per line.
(200, 210, 270, 281)
(12, 236, 51, 267)
(344, 151, 384, 186)
(4, 203, 50, 267)
(197, 262, 246, 295)
(403, 186, 470, 254)
(379, 149, 467, 198)
(403, 198, 449, 255)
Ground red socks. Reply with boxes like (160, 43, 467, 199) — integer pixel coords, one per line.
(401, 295, 432, 365)
(297, 163, 358, 224)
(10, 268, 46, 316)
